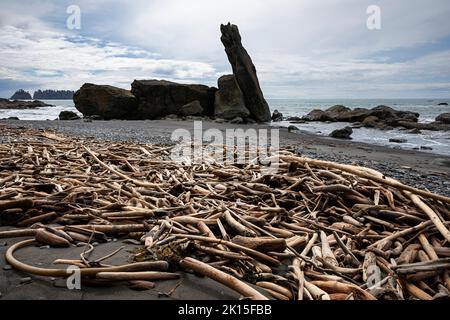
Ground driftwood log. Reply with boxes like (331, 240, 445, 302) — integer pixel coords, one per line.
(0, 125, 449, 300)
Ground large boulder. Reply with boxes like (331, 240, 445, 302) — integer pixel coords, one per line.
(436, 113, 450, 124)
(73, 83, 137, 120)
(302, 109, 332, 121)
(302, 105, 420, 128)
(59, 111, 80, 120)
(329, 126, 353, 139)
(271, 110, 283, 122)
(220, 23, 271, 122)
(214, 75, 250, 120)
(180, 100, 204, 116)
(324, 105, 351, 119)
(131, 80, 216, 119)
(362, 116, 379, 128)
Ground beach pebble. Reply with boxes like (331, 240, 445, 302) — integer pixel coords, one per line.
(329, 127, 353, 139)
(92, 242, 99, 247)
(20, 277, 32, 284)
(420, 146, 433, 150)
(288, 125, 298, 132)
(40, 245, 50, 249)
(76, 242, 87, 247)
(3, 264, 12, 271)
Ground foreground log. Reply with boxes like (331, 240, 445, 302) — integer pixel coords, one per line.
(180, 257, 268, 300)
(231, 236, 286, 252)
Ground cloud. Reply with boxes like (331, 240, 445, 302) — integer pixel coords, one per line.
(0, 25, 217, 96)
(0, 0, 450, 98)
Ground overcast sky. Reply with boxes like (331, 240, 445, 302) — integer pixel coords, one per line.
(1, 0, 450, 98)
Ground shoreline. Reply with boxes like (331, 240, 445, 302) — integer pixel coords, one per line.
(2, 119, 449, 196)
(0, 121, 449, 300)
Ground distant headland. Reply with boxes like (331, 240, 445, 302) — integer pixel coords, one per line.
(10, 89, 75, 100)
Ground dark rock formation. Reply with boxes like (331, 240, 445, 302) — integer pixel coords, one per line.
(59, 111, 80, 120)
(10, 89, 32, 100)
(214, 75, 250, 120)
(180, 100, 203, 116)
(303, 105, 420, 130)
(361, 115, 379, 128)
(436, 113, 450, 124)
(0, 99, 53, 109)
(329, 127, 353, 139)
(1, 116, 20, 120)
(437, 102, 448, 106)
(34, 90, 74, 100)
(220, 23, 271, 122)
(389, 138, 407, 143)
(73, 83, 137, 120)
(302, 109, 332, 121)
(397, 120, 450, 131)
(271, 110, 283, 122)
(131, 80, 216, 119)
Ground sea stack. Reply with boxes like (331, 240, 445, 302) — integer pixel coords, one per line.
(220, 23, 271, 122)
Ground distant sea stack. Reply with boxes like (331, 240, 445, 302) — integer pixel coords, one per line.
(10, 89, 32, 100)
(33, 90, 74, 100)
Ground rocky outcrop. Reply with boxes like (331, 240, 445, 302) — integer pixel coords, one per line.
(180, 100, 204, 116)
(131, 80, 216, 119)
(10, 89, 32, 100)
(34, 90, 74, 100)
(437, 102, 448, 106)
(396, 121, 450, 131)
(271, 110, 283, 122)
(302, 109, 332, 122)
(214, 75, 250, 120)
(0, 99, 53, 109)
(73, 83, 137, 120)
(436, 113, 450, 124)
(59, 111, 80, 120)
(329, 127, 353, 139)
(302, 105, 419, 129)
(220, 23, 271, 122)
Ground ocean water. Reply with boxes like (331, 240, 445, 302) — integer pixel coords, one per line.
(267, 98, 450, 156)
(1, 98, 449, 156)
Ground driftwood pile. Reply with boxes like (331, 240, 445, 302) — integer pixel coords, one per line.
(0, 125, 449, 300)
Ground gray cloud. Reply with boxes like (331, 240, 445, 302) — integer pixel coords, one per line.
(0, 0, 450, 98)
